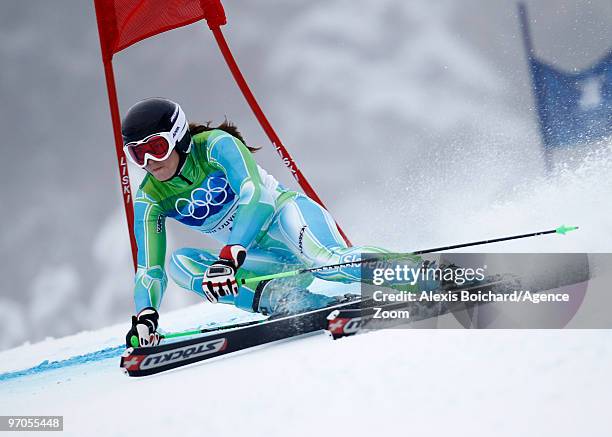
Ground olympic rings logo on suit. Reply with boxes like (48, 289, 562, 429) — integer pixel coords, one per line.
(175, 177, 230, 220)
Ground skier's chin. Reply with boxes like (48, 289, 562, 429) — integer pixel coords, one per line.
(145, 151, 180, 182)
(149, 167, 174, 182)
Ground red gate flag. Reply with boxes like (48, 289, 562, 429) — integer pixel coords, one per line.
(94, 0, 226, 60)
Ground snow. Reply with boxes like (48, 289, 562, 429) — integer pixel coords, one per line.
(1, 317, 610, 436)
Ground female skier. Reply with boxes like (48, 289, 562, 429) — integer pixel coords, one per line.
(122, 98, 389, 348)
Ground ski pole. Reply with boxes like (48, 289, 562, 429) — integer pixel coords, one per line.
(240, 225, 579, 286)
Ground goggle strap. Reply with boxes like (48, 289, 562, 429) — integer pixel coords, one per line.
(170, 105, 188, 144)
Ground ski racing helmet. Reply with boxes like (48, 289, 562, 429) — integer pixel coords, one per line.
(121, 98, 192, 168)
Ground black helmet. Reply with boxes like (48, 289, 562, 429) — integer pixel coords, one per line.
(121, 98, 192, 154)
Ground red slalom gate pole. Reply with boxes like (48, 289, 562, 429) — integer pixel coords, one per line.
(101, 59, 138, 271)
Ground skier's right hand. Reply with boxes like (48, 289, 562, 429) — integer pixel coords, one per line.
(202, 244, 246, 303)
(125, 307, 161, 348)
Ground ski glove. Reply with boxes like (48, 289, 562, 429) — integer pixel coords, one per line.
(125, 307, 161, 348)
(202, 244, 247, 303)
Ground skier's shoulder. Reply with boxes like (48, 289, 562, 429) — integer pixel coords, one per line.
(193, 129, 244, 157)
(193, 128, 238, 144)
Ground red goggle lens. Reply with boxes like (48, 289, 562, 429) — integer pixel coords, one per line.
(126, 135, 171, 166)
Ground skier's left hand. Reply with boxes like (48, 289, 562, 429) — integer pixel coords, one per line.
(202, 244, 247, 303)
(125, 307, 161, 348)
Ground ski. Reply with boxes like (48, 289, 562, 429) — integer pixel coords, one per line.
(120, 298, 363, 377)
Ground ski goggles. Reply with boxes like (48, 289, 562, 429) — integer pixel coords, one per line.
(123, 105, 188, 168)
(124, 132, 176, 168)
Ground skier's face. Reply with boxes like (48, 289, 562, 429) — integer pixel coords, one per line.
(145, 149, 180, 182)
